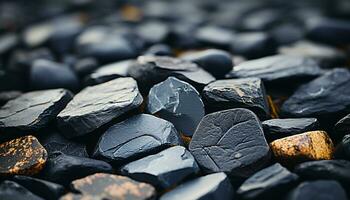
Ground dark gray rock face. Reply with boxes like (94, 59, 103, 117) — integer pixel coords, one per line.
(203, 78, 270, 119)
(195, 26, 234, 50)
(237, 163, 299, 199)
(335, 135, 350, 160)
(262, 118, 319, 141)
(0, 180, 44, 200)
(57, 77, 143, 138)
(0, 89, 72, 135)
(121, 146, 199, 189)
(335, 114, 350, 139)
(93, 114, 183, 165)
(189, 108, 270, 178)
(148, 77, 205, 136)
(160, 172, 234, 200)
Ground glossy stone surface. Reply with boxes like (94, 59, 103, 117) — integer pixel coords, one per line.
(0, 180, 43, 200)
(335, 134, 350, 160)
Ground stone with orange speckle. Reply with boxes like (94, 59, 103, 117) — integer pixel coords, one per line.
(60, 173, 156, 200)
(270, 131, 335, 165)
(0, 135, 47, 176)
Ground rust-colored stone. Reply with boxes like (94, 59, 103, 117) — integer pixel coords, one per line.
(0, 135, 47, 176)
(270, 131, 334, 165)
(60, 173, 155, 200)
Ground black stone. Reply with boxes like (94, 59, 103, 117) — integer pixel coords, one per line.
(286, 180, 347, 200)
(121, 146, 200, 190)
(237, 163, 299, 200)
(57, 77, 143, 138)
(0, 91, 22, 106)
(239, 9, 281, 31)
(0, 180, 43, 200)
(40, 151, 113, 185)
(335, 135, 350, 160)
(144, 44, 173, 56)
(73, 57, 99, 78)
(270, 23, 304, 46)
(93, 114, 182, 165)
(203, 78, 270, 119)
(160, 172, 234, 200)
(195, 26, 234, 50)
(189, 108, 270, 178)
(0, 33, 18, 58)
(147, 77, 205, 136)
(262, 118, 320, 141)
(181, 49, 233, 78)
(136, 21, 169, 46)
(335, 114, 350, 139)
(12, 175, 65, 200)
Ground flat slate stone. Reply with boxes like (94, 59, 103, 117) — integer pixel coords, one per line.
(147, 77, 205, 136)
(40, 151, 113, 185)
(226, 55, 322, 85)
(121, 146, 200, 189)
(286, 180, 348, 200)
(93, 114, 183, 165)
(0, 89, 72, 135)
(237, 163, 298, 199)
(57, 77, 143, 138)
(335, 135, 350, 160)
(0, 135, 47, 176)
(0, 180, 43, 200)
(60, 173, 156, 200)
(160, 172, 234, 200)
(189, 108, 270, 178)
(0, 91, 22, 106)
(262, 118, 319, 141)
(203, 78, 270, 119)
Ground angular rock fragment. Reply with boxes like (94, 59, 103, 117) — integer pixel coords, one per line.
(121, 146, 199, 189)
(335, 134, 350, 160)
(0, 180, 43, 200)
(160, 172, 234, 200)
(237, 163, 298, 199)
(93, 114, 182, 165)
(0, 135, 47, 176)
(0, 89, 72, 136)
(203, 78, 270, 119)
(189, 108, 270, 178)
(148, 77, 205, 136)
(270, 131, 335, 165)
(60, 173, 156, 200)
(57, 77, 143, 138)
(286, 180, 348, 200)
(262, 118, 319, 141)
(40, 151, 112, 185)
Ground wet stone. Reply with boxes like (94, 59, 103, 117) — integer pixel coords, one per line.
(189, 108, 270, 178)
(335, 135, 350, 160)
(237, 163, 299, 200)
(93, 114, 182, 165)
(203, 78, 270, 119)
(0, 135, 47, 176)
(147, 77, 205, 136)
(0, 180, 43, 200)
(335, 114, 350, 140)
(12, 175, 65, 200)
(286, 180, 348, 200)
(60, 173, 156, 200)
(57, 77, 143, 138)
(160, 172, 234, 200)
(0, 89, 72, 136)
(262, 118, 320, 141)
(40, 151, 113, 185)
(270, 131, 335, 166)
(121, 146, 200, 190)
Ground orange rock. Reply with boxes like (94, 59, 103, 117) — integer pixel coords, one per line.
(0, 135, 47, 176)
(270, 131, 334, 165)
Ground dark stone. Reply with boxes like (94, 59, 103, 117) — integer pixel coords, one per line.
(0, 89, 72, 135)
(189, 108, 270, 178)
(57, 77, 143, 138)
(203, 78, 270, 119)
(0, 33, 18, 57)
(195, 26, 234, 50)
(0, 180, 43, 200)
(286, 180, 348, 200)
(40, 151, 113, 185)
(144, 44, 173, 56)
(281, 68, 350, 131)
(262, 118, 320, 141)
(237, 163, 298, 200)
(12, 175, 65, 200)
(136, 21, 169, 46)
(239, 9, 281, 31)
(147, 77, 205, 136)
(121, 146, 200, 189)
(181, 49, 233, 78)
(226, 55, 322, 86)
(160, 172, 234, 200)
(60, 173, 156, 200)
(30, 59, 80, 91)
(335, 114, 350, 139)
(73, 57, 99, 77)
(270, 24, 304, 45)
(0, 91, 22, 106)
(93, 114, 182, 165)
(335, 135, 350, 160)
